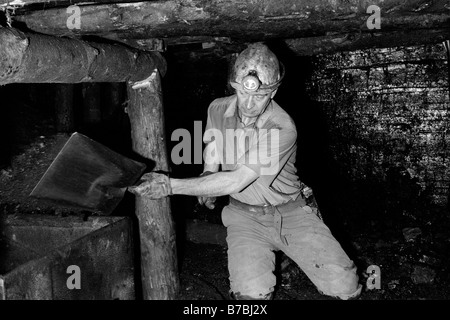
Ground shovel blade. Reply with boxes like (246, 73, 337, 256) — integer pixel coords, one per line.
(30, 132, 146, 214)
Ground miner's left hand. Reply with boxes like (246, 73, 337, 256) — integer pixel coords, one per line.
(128, 172, 172, 199)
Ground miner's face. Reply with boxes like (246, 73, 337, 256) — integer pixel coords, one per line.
(236, 89, 276, 118)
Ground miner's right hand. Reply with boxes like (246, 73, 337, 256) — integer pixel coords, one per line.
(128, 172, 172, 199)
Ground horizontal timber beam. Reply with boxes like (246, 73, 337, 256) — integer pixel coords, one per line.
(0, 27, 167, 85)
(5, 0, 449, 38)
(4, 0, 448, 55)
(0, 0, 143, 9)
(283, 29, 450, 56)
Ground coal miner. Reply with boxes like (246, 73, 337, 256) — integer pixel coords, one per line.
(130, 43, 362, 300)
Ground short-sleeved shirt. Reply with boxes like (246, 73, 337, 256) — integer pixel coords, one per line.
(203, 94, 302, 206)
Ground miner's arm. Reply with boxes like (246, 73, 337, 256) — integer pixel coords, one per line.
(201, 139, 220, 175)
(171, 164, 257, 197)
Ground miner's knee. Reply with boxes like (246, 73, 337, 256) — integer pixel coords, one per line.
(319, 265, 362, 300)
(330, 282, 362, 300)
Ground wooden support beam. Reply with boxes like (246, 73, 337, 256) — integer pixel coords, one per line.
(0, 0, 141, 9)
(103, 82, 125, 121)
(107, 37, 166, 52)
(6, 0, 449, 55)
(9, 0, 450, 41)
(0, 27, 166, 85)
(126, 70, 179, 300)
(54, 83, 74, 132)
(163, 28, 449, 58)
(284, 29, 450, 56)
(81, 83, 101, 125)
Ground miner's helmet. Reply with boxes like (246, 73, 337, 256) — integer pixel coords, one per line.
(229, 43, 284, 95)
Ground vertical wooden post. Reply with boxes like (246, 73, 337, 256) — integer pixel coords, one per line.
(54, 84, 75, 133)
(82, 83, 102, 125)
(444, 40, 450, 209)
(126, 69, 179, 300)
(104, 82, 124, 121)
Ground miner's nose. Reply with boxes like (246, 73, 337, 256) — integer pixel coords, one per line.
(245, 95, 254, 109)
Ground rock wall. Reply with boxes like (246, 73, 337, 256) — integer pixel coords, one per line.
(307, 43, 450, 206)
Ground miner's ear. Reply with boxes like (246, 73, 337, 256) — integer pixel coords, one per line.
(270, 89, 278, 99)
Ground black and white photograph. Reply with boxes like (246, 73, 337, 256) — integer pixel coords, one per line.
(0, 0, 449, 310)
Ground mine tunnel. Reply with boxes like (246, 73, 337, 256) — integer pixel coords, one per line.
(0, 0, 449, 302)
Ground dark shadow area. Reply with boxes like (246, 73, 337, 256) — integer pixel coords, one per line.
(0, 10, 6, 27)
(0, 84, 56, 170)
(161, 48, 231, 265)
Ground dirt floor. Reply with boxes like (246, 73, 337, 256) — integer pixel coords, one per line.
(177, 206, 450, 300)
(1, 132, 449, 300)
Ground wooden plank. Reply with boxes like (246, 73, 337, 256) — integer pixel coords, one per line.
(4, 213, 122, 228)
(2, 216, 134, 300)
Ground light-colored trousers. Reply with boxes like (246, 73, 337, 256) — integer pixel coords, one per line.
(222, 200, 362, 300)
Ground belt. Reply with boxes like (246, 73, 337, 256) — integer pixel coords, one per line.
(229, 196, 307, 216)
(229, 196, 308, 246)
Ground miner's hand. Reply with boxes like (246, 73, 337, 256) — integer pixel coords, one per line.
(197, 171, 216, 210)
(198, 195, 216, 210)
(128, 172, 172, 199)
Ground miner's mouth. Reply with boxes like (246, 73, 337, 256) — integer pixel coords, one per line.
(238, 107, 259, 115)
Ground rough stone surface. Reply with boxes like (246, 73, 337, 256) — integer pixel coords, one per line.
(307, 43, 450, 206)
(411, 265, 436, 284)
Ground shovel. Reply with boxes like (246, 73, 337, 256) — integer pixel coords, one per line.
(30, 132, 147, 214)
